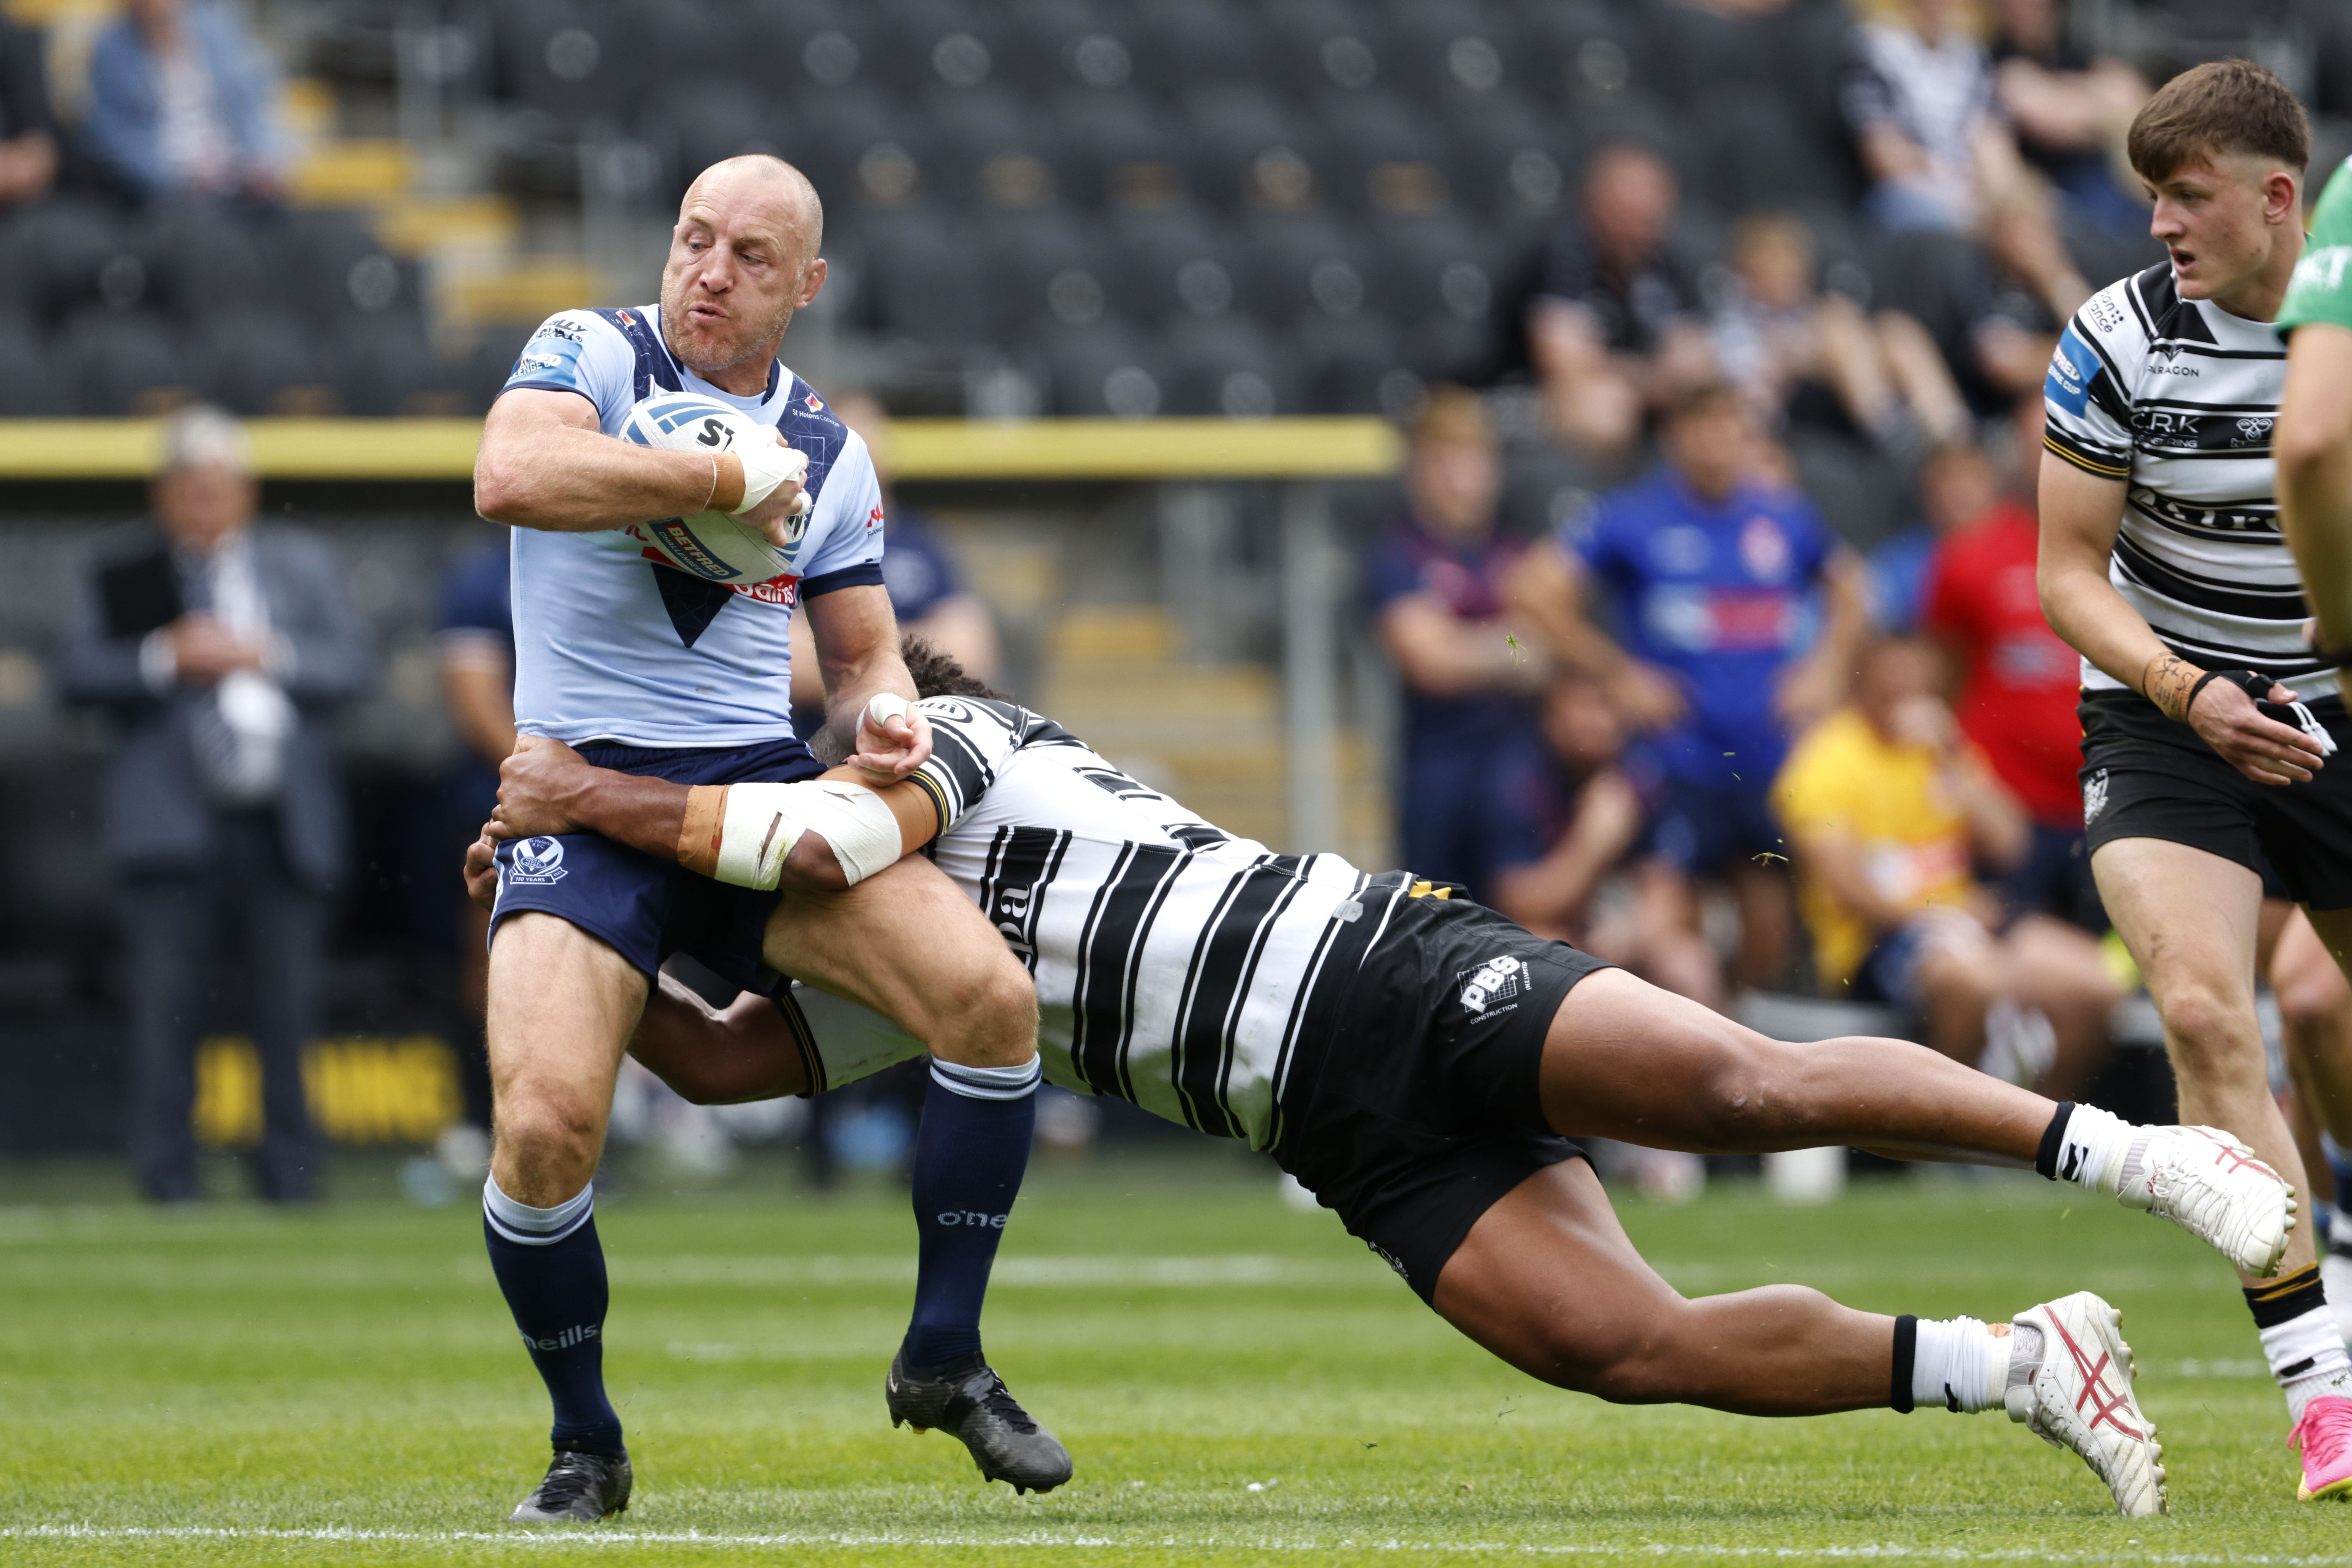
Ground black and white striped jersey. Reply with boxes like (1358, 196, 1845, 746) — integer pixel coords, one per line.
(887, 695, 1379, 1150)
(2042, 263, 2319, 692)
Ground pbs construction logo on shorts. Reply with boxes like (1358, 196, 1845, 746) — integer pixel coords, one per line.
(1456, 955, 1525, 1017)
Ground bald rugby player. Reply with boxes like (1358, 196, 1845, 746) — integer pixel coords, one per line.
(469, 638, 2303, 1519)
(469, 156, 1058, 1523)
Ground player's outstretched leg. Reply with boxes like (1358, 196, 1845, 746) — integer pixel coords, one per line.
(483, 913, 643, 1523)
(1537, 969, 2295, 1276)
(760, 855, 1070, 1492)
(1434, 1161, 2166, 1516)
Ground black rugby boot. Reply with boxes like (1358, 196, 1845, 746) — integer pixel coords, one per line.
(508, 1447, 632, 1523)
(885, 1349, 1074, 1493)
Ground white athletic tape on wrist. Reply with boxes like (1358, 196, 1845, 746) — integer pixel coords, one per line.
(730, 436, 811, 518)
(864, 692, 911, 734)
(713, 779, 904, 890)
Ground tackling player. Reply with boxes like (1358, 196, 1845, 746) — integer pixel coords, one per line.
(468, 155, 1052, 1522)
(2035, 61, 2352, 1499)
(470, 639, 2302, 1519)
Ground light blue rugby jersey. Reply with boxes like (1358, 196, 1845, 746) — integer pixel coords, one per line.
(499, 303, 885, 747)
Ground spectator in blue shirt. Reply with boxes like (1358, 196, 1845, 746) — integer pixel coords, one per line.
(1366, 386, 1549, 900)
(82, 0, 286, 204)
(435, 539, 513, 1153)
(1514, 381, 1868, 995)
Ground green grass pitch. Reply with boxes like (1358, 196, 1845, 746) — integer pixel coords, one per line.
(3, 1152, 2347, 1566)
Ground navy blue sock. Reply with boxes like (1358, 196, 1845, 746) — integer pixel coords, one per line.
(483, 1177, 623, 1456)
(903, 1056, 1040, 1368)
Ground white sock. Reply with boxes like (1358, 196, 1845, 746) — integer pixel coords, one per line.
(2054, 1103, 2137, 1194)
(2264, 1305, 2352, 1421)
(931, 1054, 1043, 1101)
(482, 1174, 594, 1246)
(1913, 1316, 2004, 1413)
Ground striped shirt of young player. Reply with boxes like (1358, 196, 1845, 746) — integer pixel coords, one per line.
(902, 695, 1392, 1151)
(2042, 262, 2320, 692)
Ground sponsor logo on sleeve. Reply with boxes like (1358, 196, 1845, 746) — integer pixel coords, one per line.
(2046, 326, 2097, 417)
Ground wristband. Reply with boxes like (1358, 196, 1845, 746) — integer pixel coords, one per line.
(2184, 668, 2268, 718)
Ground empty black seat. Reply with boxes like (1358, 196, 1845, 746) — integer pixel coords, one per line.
(866, 0, 1001, 96)
(1177, 83, 1322, 212)
(863, 204, 989, 350)
(1314, 88, 1445, 214)
(1443, 92, 1580, 224)
(1047, 87, 1177, 208)
(978, 206, 1111, 334)
(996, 0, 1126, 94)
(644, 81, 786, 199)
(494, 0, 648, 129)
(921, 85, 1051, 209)
(1103, 201, 1245, 324)
(462, 322, 538, 415)
(55, 311, 189, 417)
(1039, 321, 1169, 417)
(1127, 0, 1265, 99)
(2, 200, 133, 320)
(738, 0, 863, 91)
(0, 317, 61, 416)
(1691, 86, 1852, 214)
(782, 86, 934, 210)
(1292, 311, 1404, 414)
(1261, 0, 1391, 103)
(136, 209, 265, 314)
(1382, 0, 1525, 110)
(1518, 0, 1645, 105)
(331, 312, 455, 416)
(1236, 206, 1377, 322)
(190, 309, 325, 416)
(1164, 315, 1294, 416)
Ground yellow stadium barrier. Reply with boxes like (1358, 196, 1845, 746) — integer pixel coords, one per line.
(0, 417, 1404, 481)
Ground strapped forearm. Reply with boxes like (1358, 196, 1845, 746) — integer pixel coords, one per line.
(676, 775, 939, 889)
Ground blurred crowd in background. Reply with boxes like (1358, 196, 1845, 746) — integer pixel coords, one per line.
(3, 0, 2351, 1197)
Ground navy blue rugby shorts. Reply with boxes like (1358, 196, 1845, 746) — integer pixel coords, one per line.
(489, 736, 822, 990)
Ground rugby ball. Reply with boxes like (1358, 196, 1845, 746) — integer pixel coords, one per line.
(619, 392, 799, 586)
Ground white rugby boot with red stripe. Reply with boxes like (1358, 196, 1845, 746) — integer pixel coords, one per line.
(2006, 1292, 2167, 1517)
(2111, 1125, 2294, 1277)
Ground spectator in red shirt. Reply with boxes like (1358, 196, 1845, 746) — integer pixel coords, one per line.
(1918, 400, 2101, 929)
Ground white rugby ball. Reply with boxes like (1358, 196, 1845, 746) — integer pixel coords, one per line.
(619, 391, 797, 586)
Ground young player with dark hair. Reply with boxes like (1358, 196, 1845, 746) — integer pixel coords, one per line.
(467, 639, 2300, 1519)
(2035, 58, 2352, 1499)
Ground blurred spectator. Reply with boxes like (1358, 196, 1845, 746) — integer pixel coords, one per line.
(1774, 635, 2116, 1095)
(1710, 212, 1970, 456)
(434, 538, 512, 1162)
(1987, 0, 2151, 238)
(1368, 385, 1547, 901)
(83, 0, 286, 205)
(0, 15, 55, 210)
(1526, 143, 1712, 461)
(788, 391, 1001, 741)
(54, 407, 372, 1202)
(1842, 0, 2090, 322)
(1487, 675, 1722, 1002)
(1512, 383, 1867, 1001)
(1919, 401, 2101, 929)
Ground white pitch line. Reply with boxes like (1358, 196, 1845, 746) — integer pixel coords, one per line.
(2, 1527, 2344, 1563)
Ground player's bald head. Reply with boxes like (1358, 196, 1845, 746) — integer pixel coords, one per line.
(681, 155, 823, 267)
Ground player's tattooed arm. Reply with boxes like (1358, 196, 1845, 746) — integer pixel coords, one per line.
(2141, 653, 2207, 722)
